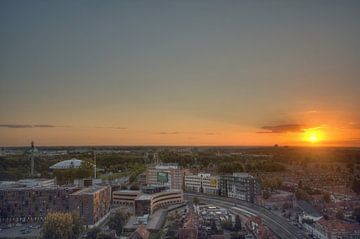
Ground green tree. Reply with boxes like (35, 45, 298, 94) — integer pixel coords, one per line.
(323, 193, 331, 203)
(42, 212, 83, 239)
(234, 215, 242, 230)
(353, 207, 360, 223)
(262, 190, 270, 199)
(352, 178, 360, 195)
(108, 209, 130, 236)
(192, 197, 200, 205)
(129, 185, 140, 190)
(221, 219, 233, 231)
(96, 233, 112, 239)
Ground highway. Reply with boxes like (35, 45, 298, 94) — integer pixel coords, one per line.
(184, 193, 309, 239)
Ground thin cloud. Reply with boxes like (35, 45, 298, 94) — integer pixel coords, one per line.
(257, 124, 305, 134)
(33, 124, 56, 128)
(157, 131, 180, 135)
(0, 124, 33, 128)
(96, 126, 128, 130)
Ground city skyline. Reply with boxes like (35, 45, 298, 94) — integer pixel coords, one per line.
(1, 1, 360, 147)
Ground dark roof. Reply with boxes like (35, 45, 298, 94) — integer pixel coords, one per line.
(297, 200, 321, 217)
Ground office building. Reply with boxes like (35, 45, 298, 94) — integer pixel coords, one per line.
(134, 189, 183, 216)
(185, 173, 219, 195)
(145, 164, 187, 190)
(220, 173, 260, 203)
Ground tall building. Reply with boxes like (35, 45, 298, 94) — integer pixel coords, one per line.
(184, 173, 219, 195)
(220, 173, 261, 203)
(145, 164, 187, 190)
(69, 185, 111, 225)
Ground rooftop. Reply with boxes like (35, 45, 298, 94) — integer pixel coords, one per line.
(71, 185, 108, 195)
(298, 200, 322, 218)
(49, 158, 84, 169)
(317, 219, 360, 233)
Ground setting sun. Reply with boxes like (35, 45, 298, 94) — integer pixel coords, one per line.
(308, 133, 319, 143)
(303, 129, 324, 144)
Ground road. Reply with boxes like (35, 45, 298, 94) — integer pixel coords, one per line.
(184, 193, 309, 239)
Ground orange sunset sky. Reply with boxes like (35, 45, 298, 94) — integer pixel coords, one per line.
(1, 1, 360, 147)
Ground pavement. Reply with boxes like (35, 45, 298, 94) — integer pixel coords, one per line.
(184, 193, 309, 239)
(0, 224, 41, 238)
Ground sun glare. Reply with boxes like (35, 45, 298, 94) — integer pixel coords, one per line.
(308, 133, 318, 143)
(303, 129, 323, 144)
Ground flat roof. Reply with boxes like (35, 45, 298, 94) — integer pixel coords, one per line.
(113, 190, 141, 194)
(135, 189, 182, 201)
(71, 186, 108, 195)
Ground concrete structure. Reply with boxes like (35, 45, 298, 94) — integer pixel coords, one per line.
(297, 200, 322, 222)
(0, 179, 111, 225)
(49, 158, 84, 169)
(145, 164, 186, 190)
(0, 180, 78, 223)
(128, 224, 150, 239)
(185, 173, 219, 195)
(69, 185, 111, 225)
(220, 173, 260, 203)
(134, 190, 183, 216)
(112, 190, 141, 206)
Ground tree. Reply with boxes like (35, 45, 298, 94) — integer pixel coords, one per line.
(353, 207, 360, 223)
(221, 219, 233, 231)
(192, 197, 200, 205)
(335, 210, 344, 220)
(129, 185, 140, 190)
(323, 193, 331, 203)
(108, 209, 130, 236)
(96, 233, 113, 239)
(352, 178, 360, 195)
(42, 212, 83, 239)
(120, 185, 128, 190)
(295, 188, 309, 200)
(86, 227, 101, 239)
(235, 215, 242, 230)
(262, 190, 270, 199)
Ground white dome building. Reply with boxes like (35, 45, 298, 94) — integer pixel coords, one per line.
(50, 158, 84, 170)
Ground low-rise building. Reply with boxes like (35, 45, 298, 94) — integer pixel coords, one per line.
(0, 180, 78, 223)
(304, 218, 360, 239)
(112, 190, 141, 206)
(297, 200, 323, 222)
(185, 173, 219, 195)
(134, 190, 183, 216)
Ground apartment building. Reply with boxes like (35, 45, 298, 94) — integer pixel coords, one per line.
(220, 173, 261, 203)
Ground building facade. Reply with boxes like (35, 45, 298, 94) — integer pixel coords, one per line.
(134, 190, 183, 216)
(184, 173, 219, 195)
(220, 173, 260, 203)
(112, 190, 141, 206)
(145, 164, 187, 190)
(69, 185, 111, 225)
(0, 182, 77, 223)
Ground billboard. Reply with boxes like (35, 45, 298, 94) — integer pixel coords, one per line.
(210, 178, 218, 187)
(157, 172, 169, 183)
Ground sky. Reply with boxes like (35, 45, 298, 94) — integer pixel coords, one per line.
(1, 1, 360, 147)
